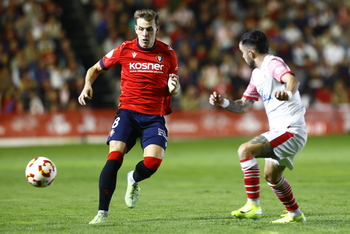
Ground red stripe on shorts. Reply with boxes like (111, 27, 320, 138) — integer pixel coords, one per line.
(269, 131, 294, 148)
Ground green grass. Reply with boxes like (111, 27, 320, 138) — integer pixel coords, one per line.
(0, 135, 349, 233)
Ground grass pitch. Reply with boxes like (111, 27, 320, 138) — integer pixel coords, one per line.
(0, 134, 349, 233)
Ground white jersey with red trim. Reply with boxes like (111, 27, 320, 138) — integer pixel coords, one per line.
(243, 54, 306, 130)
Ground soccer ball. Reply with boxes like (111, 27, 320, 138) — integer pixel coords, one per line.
(25, 157, 57, 187)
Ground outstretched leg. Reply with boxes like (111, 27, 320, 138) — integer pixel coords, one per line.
(264, 160, 306, 223)
(98, 151, 124, 210)
(125, 144, 164, 208)
(89, 150, 124, 224)
(89, 140, 127, 225)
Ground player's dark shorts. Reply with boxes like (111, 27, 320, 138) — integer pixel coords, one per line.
(106, 109, 168, 153)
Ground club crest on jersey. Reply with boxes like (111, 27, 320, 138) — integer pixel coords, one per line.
(109, 129, 115, 137)
(156, 54, 164, 63)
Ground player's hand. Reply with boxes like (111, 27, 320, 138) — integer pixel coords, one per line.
(275, 90, 290, 101)
(78, 86, 93, 105)
(168, 74, 180, 94)
(209, 91, 224, 106)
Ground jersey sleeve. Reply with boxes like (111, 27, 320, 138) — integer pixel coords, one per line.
(242, 82, 260, 101)
(268, 58, 294, 83)
(99, 43, 124, 70)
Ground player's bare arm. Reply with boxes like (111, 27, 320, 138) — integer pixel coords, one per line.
(168, 73, 180, 95)
(78, 62, 104, 105)
(209, 91, 254, 114)
(225, 98, 254, 113)
(274, 73, 300, 101)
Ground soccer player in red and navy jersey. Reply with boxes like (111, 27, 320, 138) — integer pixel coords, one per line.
(78, 9, 180, 225)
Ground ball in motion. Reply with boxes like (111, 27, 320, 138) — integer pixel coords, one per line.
(25, 157, 57, 187)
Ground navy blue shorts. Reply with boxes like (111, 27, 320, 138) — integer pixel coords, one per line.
(107, 109, 168, 153)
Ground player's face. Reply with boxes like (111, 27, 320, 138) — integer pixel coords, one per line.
(135, 18, 158, 49)
(239, 42, 256, 69)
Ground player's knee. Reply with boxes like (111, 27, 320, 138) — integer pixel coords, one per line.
(238, 143, 252, 160)
(109, 140, 127, 154)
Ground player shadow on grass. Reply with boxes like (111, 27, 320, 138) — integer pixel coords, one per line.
(91, 214, 350, 226)
(88, 207, 349, 226)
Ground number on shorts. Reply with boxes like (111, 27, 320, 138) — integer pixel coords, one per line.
(111, 117, 120, 128)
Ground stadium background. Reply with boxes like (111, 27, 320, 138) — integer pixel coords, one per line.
(0, 0, 349, 146)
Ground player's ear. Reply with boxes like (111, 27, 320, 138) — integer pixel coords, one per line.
(248, 50, 256, 58)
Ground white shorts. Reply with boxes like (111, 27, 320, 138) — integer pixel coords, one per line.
(262, 127, 307, 170)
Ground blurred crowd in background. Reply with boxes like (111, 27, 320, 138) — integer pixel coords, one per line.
(1, 0, 350, 115)
(0, 0, 85, 114)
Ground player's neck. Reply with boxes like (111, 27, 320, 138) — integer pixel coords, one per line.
(255, 53, 269, 69)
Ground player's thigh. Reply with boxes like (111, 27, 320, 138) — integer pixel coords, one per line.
(107, 110, 138, 152)
(140, 115, 168, 153)
(109, 140, 127, 154)
(240, 135, 275, 159)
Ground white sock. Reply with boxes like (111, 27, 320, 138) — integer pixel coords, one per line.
(98, 210, 108, 217)
(247, 198, 260, 207)
(288, 208, 302, 217)
(128, 171, 136, 184)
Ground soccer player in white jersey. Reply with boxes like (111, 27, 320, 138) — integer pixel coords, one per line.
(209, 30, 307, 223)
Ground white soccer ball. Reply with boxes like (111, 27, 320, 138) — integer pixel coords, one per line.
(25, 157, 57, 187)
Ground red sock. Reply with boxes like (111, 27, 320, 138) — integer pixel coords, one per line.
(133, 157, 162, 182)
(144, 156, 162, 170)
(268, 177, 299, 211)
(98, 151, 124, 211)
(107, 151, 124, 164)
(240, 158, 260, 199)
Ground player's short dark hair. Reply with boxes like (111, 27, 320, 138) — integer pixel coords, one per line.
(134, 9, 159, 26)
(240, 30, 269, 54)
